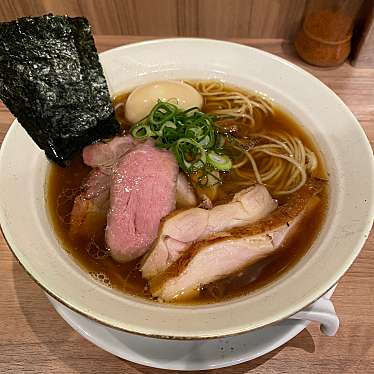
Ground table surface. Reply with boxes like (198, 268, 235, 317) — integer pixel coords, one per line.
(0, 36, 373, 374)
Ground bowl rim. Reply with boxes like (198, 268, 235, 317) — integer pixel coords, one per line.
(1, 37, 373, 339)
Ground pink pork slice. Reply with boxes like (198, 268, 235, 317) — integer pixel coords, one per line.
(83, 135, 135, 172)
(70, 136, 135, 237)
(106, 140, 179, 262)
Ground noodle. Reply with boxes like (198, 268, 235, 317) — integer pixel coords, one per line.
(187, 81, 320, 196)
(231, 131, 317, 196)
(189, 80, 273, 131)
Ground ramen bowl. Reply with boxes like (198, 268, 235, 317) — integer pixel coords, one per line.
(0, 39, 373, 339)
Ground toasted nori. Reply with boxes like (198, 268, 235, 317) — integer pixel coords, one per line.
(0, 14, 120, 166)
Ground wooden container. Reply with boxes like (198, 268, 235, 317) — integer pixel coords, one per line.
(295, 0, 364, 67)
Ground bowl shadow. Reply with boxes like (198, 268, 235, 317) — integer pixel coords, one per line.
(13, 260, 315, 373)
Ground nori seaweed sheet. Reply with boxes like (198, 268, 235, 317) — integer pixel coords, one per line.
(0, 14, 120, 165)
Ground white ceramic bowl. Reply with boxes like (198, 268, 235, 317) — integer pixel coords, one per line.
(0, 39, 373, 339)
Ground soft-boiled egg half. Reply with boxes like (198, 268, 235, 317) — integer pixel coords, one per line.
(125, 81, 203, 124)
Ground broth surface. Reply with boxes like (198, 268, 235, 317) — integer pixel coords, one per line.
(48, 83, 328, 304)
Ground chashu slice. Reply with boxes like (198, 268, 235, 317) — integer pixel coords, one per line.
(70, 136, 135, 240)
(141, 184, 277, 279)
(150, 178, 325, 302)
(69, 168, 110, 239)
(175, 172, 197, 209)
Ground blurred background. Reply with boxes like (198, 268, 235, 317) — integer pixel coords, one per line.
(0, 0, 308, 38)
(0, 0, 373, 67)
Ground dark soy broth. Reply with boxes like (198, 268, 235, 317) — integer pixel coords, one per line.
(47, 83, 328, 304)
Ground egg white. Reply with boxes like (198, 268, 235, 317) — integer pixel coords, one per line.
(125, 81, 203, 124)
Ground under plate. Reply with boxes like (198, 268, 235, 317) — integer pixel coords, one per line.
(47, 287, 337, 371)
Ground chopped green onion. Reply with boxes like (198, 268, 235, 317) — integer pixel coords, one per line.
(215, 134, 226, 148)
(199, 135, 210, 146)
(149, 101, 177, 126)
(130, 122, 154, 140)
(154, 121, 177, 136)
(129, 101, 233, 186)
(207, 150, 232, 170)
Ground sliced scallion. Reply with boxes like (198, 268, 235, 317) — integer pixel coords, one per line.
(130, 122, 154, 140)
(129, 101, 233, 186)
(207, 150, 232, 170)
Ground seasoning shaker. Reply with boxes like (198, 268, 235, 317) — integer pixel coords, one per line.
(295, 0, 364, 67)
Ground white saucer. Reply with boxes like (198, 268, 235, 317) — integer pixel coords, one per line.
(47, 287, 336, 371)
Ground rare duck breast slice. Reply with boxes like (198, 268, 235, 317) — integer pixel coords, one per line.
(82, 135, 135, 171)
(141, 184, 277, 280)
(106, 140, 179, 263)
(70, 135, 136, 239)
(150, 178, 325, 302)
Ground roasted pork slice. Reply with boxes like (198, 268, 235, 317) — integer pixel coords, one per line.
(175, 172, 197, 209)
(82, 135, 135, 172)
(106, 140, 179, 263)
(150, 178, 324, 302)
(70, 168, 110, 239)
(70, 136, 134, 239)
(141, 184, 277, 279)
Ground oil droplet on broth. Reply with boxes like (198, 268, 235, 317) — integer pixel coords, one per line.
(89, 271, 113, 288)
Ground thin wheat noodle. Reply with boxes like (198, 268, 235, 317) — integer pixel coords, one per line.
(190, 80, 273, 130)
(189, 81, 318, 195)
(233, 167, 253, 179)
(233, 157, 249, 169)
(258, 149, 307, 194)
(232, 130, 316, 195)
(233, 145, 263, 183)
